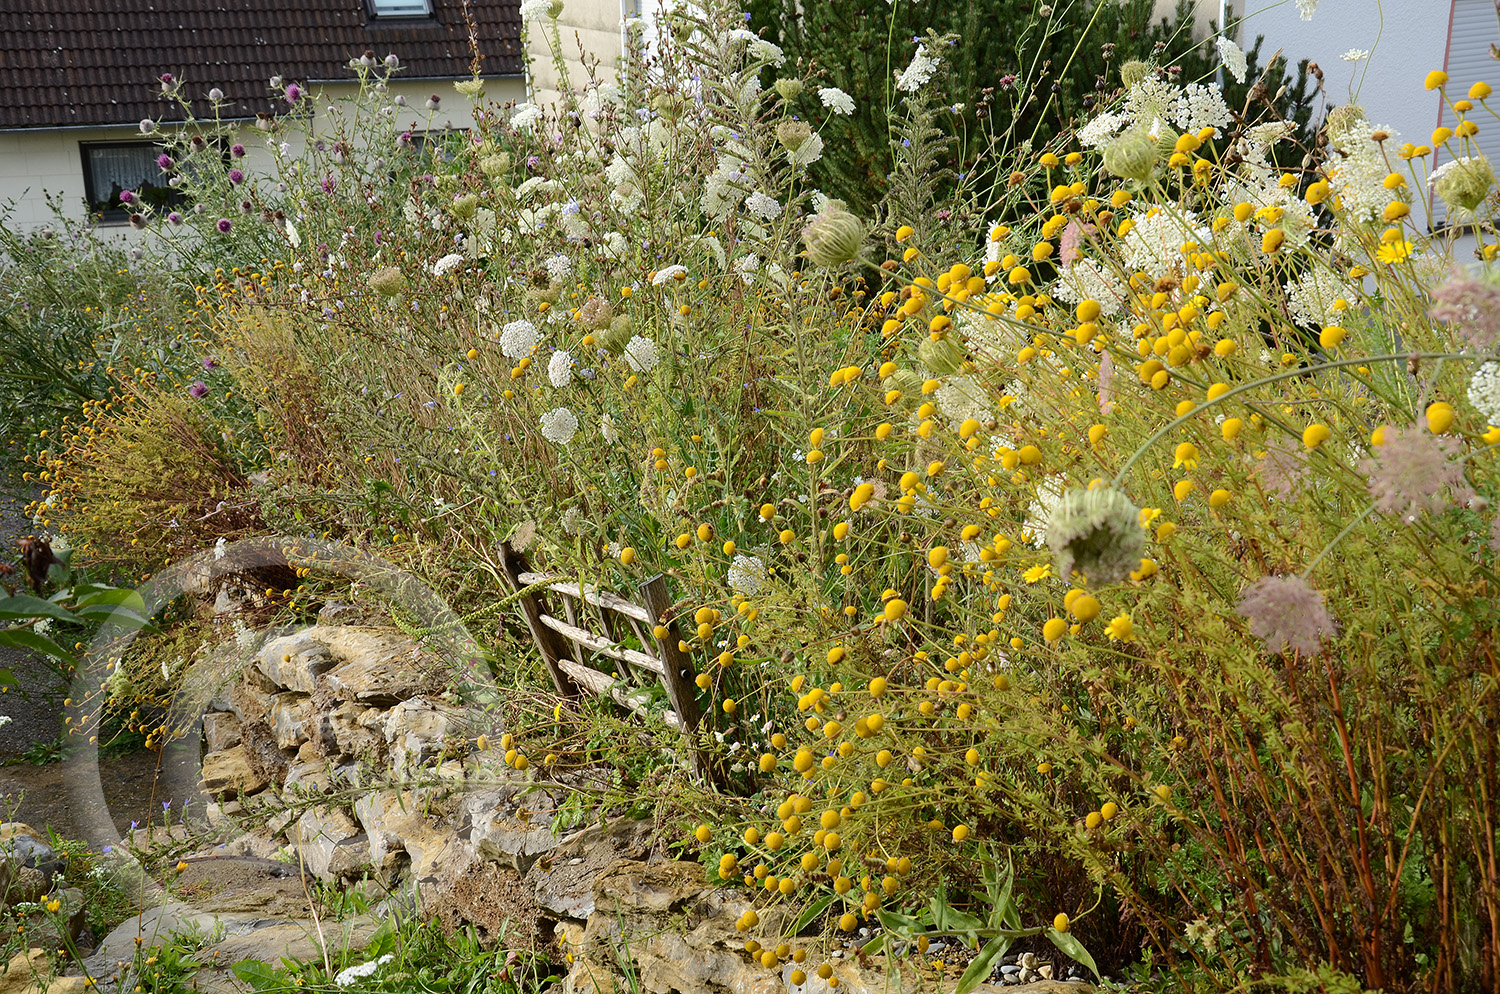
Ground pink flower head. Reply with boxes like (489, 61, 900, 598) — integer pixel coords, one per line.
(285, 83, 302, 103)
(1360, 424, 1474, 520)
(230, 143, 246, 158)
(118, 189, 136, 205)
(157, 153, 174, 171)
(228, 168, 244, 184)
(189, 381, 209, 398)
(1430, 267, 1500, 350)
(216, 218, 232, 234)
(1237, 574, 1335, 656)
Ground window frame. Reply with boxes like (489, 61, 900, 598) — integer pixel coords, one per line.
(366, 0, 434, 18)
(78, 139, 186, 225)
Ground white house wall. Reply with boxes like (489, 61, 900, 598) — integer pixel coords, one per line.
(526, 0, 631, 106)
(0, 76, 523, 240)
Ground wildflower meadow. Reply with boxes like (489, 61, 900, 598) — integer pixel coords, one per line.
(4, 1, 1500, 992)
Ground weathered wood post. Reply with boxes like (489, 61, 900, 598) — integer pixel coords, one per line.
(498, 541, 577, 696)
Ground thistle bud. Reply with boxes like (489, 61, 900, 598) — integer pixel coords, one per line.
(774, 78, 804, 102)
(450, 193, 480, 219)
(801, 200, 865, 268)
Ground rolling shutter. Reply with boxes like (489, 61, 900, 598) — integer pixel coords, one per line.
(1437, 0, 1500, 227)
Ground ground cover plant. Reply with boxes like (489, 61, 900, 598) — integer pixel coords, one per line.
(7, 1, 1500, 991)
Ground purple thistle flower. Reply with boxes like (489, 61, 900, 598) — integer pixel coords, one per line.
(1430, 267, 1500, 350)
(216, 218, 232, 234)
(167, 211, 183, 226)
(1360, 424, 1473, 520)
(1237, 574, 1335, 656)
(239, 199, 253, 214)
(157, 153, 174, 171)
(189, 381, 209, 398)
(228, 168, 245, 184)
(231, 143, 246, 158)
(285, 83, 302, 103)
(119, 189, 136, 205)
(202, 356, 218, 370)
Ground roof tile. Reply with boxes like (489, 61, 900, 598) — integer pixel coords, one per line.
(0, 0, 522, 129)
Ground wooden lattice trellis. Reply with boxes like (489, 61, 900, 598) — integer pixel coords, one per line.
(499, 542, 718, 786)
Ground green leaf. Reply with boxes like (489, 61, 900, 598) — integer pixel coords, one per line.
(0, 629, 76, 665)
(73, 604, 151, 630)
(1045, 928, 1101, 980)
(230, 960, 279, 991)
(858, 934, 885, 957)
(792, 892, 834, 934)
(73, 587, 147, 611)
(875, 908, 925, 938)
(0, 594, 76, 623)
(0, 669, 18, 686)
(956, 934, 1012, 994)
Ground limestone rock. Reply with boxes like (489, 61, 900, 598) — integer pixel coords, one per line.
(464, 783, 564, 873)
(527, 819, 653, 920)
(385, 697, 472, 772)
(258, 633, 336, 693)
(0, 948, 88, 994)
(81, 902, 285, 979)
(353, 790, 455, 881)
(317, 701, 387, 761)
(291, 808, 360, 881)
(201, 745, 269, 798)
(317, 627, 444, 704)
(202, 712, 242, 752)
(269, 693, 313, 750)
(190, 918, 381, 994)
(0, 824, 58, 872)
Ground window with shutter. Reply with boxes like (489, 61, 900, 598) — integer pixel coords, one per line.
(1437, 0, 1500, 229)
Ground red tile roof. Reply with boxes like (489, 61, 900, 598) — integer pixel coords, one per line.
(0, 0, 523, 131)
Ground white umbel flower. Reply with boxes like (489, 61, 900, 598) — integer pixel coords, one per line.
(600, 413, 620, 444)
(623, 335, 659, 372)
(1296, 0, 1317, 19)
(510, 102, 544, 130)
(544, 253, 573, 282)
(432, 252, 465, 276)
(1216, 37, 1248, 84)
(726, 554, 767, 596)
(540, 407, 579, 445)
(896, 45, 940, 92)
(818, 87, 855, 115)
(651, 265, 687, 285)
(745, 191, 782, 219)
(500, 319, 539, 358)
(1469, 361, 1500, 426)
(548, 350, 573, 387)
(335, 954, 395, 988)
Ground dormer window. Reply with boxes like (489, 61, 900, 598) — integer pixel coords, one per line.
(367, 0, 432, 17)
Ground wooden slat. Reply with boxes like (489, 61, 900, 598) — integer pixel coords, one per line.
(517, 572, 653, 624)
(639, 574, 719, 787)
(500, 544, 577, 696)
(537, 613, 666, 676)
(557, 658, 681, 731)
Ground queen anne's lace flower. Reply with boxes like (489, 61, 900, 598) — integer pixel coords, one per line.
(1078, 112, 1127, 149)
(1237, 575, 1334, 655)
(623, 335, 659, 372)
(1468, 361, 1500, 425)
(548, 350, 573, 388)
(500, 319, 539, 358)
(745, 191, 782, 219)
(727, 554, 767, 596)
(651, 265, 687, 285)
(1285, 268, 1356, 327)
(539, 407, 579, 445)
(1362, 425, 1474, 520)
(1171, 83, 1232, 136)
(1217, 37, 1248, 84)
(544, 253, 573, 282)
(818, 87, 855, 115)
(510, 102, 544, 130)
(432, 253, 465, 277)
(895, 45, 940, 92)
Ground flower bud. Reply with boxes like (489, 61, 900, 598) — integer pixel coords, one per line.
(776, 119, 812, 152)
(917, 336, 965, 376)
(802, 200, 865, 268)
(1119, 60, 1151, 88)
(1103, 130, 1157, 182)
(774, 78, 804, 102)
(1435, 155, 1496, 213)
(368, 266, 404, 297)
